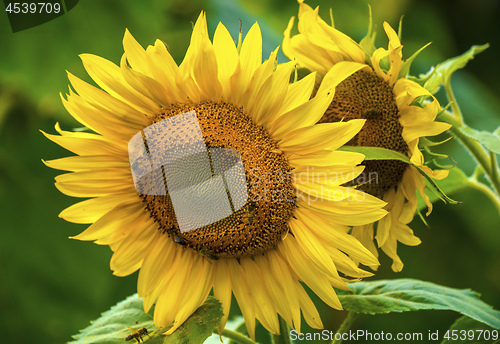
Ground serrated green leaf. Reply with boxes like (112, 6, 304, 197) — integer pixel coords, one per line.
(441, 316, 499, 344)
(424, 44, 490, 92)
(337, 279, 500, 330)
(69, 294, 155, 344)
(69, 295, 223, 344)
(460, 126, 500, 154)
(163, 297, 223, 344)
(338, 146, 460, 204)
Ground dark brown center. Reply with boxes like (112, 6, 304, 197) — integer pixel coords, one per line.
(139, 101, 296, 259)
(319, 70, 409, 198)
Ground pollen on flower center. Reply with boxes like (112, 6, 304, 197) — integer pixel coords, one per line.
(319, 70, 409, 198)
(138, 101, 296, 259)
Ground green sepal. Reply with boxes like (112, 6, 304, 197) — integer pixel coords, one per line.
(397, 15, 403, 41)
(290, 67, 312, 83)
(415, 207, 430, 228)
(395, 13, 434, 80)
(399, 42, 432, 79)
(419, 135, 453, 148)
(337, 146, 460, 204)
(460, 126, 500, 154)
(407, 70, 435, 89)
(436, 101, 453, 120)
(410, 94, 433, 108)
(417, 167, 469, 212)
(359, 4, 376, 65)
(440, 316, 499, 344)
(423, 146, 456, 166)
(423, 44, 490, 92)
(336, 279, 500, 330)
(68, 295, 223, 344)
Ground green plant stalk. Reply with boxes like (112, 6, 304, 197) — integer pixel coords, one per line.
(468, 177, 500, 214)
(444, 82, 464, 126)
(490, 152, 500, 190)
(440, 111, 500, 198)
(331, 311, 359, 344)
(271, 317, 292, 344)
(218, 329, 257, 344)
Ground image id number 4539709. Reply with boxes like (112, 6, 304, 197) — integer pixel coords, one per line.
(443, 329, 498, 341)
(5, 2, 61, 14)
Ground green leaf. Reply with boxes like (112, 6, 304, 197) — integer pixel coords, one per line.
(336, 279, 500, 330)
(423, 44, 490, 92)
(69, 295, 223, 344)
(441, 316, 500, 344)
(338, 146, 412, 163)
(460, 126, 500, 154)
(69, 294, 155, 344)
(163, 297, 223, 344)
(338, 146, 460, 204)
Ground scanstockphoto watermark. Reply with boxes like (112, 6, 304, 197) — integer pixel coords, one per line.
(290, 329, 425, 342)
(290, 329, 499, 342)
(247, 167, 378, 204)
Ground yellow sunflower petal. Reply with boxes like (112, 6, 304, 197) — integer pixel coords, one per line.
(46, 13, 391, 338)
(227, 259, 256, 341)
(59, 192, 137, 223)
(213, 22, 239, 97)
(279, 236, 343, 309)
(294, 279, 323, 329)
(213, 260, 233, 334)
(241, 258, 279, 334)
(279, 120, 365, 155)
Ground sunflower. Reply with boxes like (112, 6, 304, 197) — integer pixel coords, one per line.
(43, 13, 387, 339)
(283, 0, 451, 272)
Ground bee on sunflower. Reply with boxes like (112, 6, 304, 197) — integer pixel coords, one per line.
(44, 12, 388, 339)
(283, 0, 452, 272)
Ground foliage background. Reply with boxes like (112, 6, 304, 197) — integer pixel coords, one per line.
(0, 0, 498, 343)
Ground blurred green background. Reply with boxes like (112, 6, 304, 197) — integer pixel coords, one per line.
(0, 0, 499, 343)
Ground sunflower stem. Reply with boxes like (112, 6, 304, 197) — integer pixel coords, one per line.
(468, 175, 500, 214)
(218, 329, 257, 344)
(444, 82, 464, 125)
(441, 111, 500, 202)
(331, 311, 359, 344)
(271, 317, 291, 344)
(489, 152, 500, 190)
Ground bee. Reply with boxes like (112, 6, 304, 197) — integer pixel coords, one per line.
(362, 107, 382, 118)
(165, 226, 187, 246)
(240, 201, 257, 225)
(125, 327, 149, 343)
(199, 247, 220, 260)
(173, 234, 187, 246)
